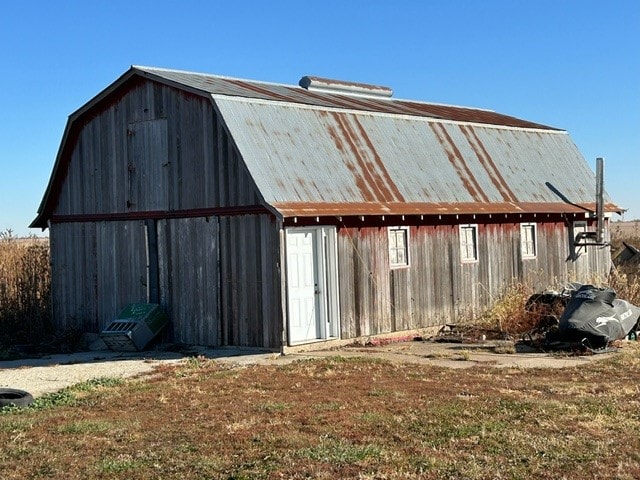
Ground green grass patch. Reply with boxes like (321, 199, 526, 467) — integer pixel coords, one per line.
(1, 376, 123, 414)
(298, 436, 382, 465)
(57, 419, 115, 434)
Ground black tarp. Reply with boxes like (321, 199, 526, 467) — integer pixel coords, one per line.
(555, 284, 640, 349)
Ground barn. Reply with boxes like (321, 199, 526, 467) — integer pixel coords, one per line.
(31, 66, 621, 350)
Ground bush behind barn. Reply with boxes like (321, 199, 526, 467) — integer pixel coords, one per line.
(0, 230, 52, 347)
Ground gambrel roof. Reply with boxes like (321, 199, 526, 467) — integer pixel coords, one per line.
(32, 66, 620, 228)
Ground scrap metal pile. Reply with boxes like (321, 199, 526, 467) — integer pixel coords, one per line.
(524, 283, 640, 353)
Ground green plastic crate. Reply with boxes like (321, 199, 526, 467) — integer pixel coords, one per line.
(100, 303, 168, 351)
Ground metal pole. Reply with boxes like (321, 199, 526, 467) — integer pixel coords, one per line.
(596, 157, 604, 244)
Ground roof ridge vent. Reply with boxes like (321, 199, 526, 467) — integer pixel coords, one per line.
(299, 76, 393, 98)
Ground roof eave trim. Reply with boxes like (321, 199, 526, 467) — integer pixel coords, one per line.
(269, 202, 624, 218)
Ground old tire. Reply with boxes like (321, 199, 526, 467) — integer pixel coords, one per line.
(0, 388, 34, 408)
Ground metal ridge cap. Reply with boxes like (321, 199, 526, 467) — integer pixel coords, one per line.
(133, 65, 299, 90)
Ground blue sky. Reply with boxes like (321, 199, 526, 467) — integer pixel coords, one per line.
(1, 0, 638, 236)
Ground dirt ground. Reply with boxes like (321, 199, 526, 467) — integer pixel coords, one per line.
(0, 339, 618, 398)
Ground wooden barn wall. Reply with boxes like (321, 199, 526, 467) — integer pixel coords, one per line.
(218, 214, 282, 348)
(49, 221, 148, 333)
(337, 219, 611, 338)
(50, 217, 226, 347)
(55, 79, 261, 216)
(157, 217, 220, 346)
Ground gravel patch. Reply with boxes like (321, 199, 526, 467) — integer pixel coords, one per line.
(0, 348, 282, 398)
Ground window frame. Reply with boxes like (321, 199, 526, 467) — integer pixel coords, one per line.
(520, 222, 537, 259)
(459, 224, 478, 263)
(388, 226, 410, 269)
(573, 220, 588, 256)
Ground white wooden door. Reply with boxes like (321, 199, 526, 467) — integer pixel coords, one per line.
(286, 229, 320, 343)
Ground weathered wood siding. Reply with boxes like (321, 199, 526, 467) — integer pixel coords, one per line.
(337, 219, 611, 338)
(50, 221, 149, 333)
(219, 214, 282, 348)
(50, 217, 225, 346)
(157, 217, 220, 346)
(55, 79, 260, 216)
(49, 78, 272, 346)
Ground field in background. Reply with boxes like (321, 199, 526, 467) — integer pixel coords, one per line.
(610, 220, 640, 240)
(0, 231, 51, 348)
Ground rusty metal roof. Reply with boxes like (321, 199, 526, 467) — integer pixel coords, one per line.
(31, 66, 620, 228)
(135, 66, 558, 130)
(214, 97, 617, 217)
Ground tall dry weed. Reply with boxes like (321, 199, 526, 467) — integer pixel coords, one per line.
(0, 231, 52, 345)
(607, 270, 640, 306)
(475, 282, 543, 335)
(608, 222, 640, 305)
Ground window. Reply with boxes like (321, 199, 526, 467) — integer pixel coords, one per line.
(460, 224, 478, 262)
(520, 223, 537, 258)
(388, 227, 409, 267)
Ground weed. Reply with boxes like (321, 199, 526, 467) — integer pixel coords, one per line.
(458, 349, 472, 361)
(72, 376, 124, 391)
(313, 401, 343, 411)
(0, 418, 36, 433)
(355, 411, 386, 423)
(98, 455, 146, 473)
(476, 282, 536, 334)
(299, 436, 382, 464)
(256, 401, 291, 412)
(58, 420, 114, 434)
(492, 342, 517, 354)
(368, 388, 390, 397)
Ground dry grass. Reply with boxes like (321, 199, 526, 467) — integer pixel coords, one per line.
(1, 346, 640, 479)
(0, 231, 51, 346)
(610, 220, 640, 253)
(608, 222, 640, 306)
(476, 282, 539, 335)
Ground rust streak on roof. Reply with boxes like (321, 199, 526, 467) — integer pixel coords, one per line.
(460, 125, 518, 203)
(351, 116, 405, 202)
(322, 113, 374, 199)
(228, 79, 299, 103)
(330, 111, 402, 203)
(429, 123, 490, 203)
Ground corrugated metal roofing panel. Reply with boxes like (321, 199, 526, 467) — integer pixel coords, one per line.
(215, 97, 615, 217)
(135, 66, 558, 130)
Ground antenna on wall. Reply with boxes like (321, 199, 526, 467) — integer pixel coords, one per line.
(574, 157, 607, 247)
